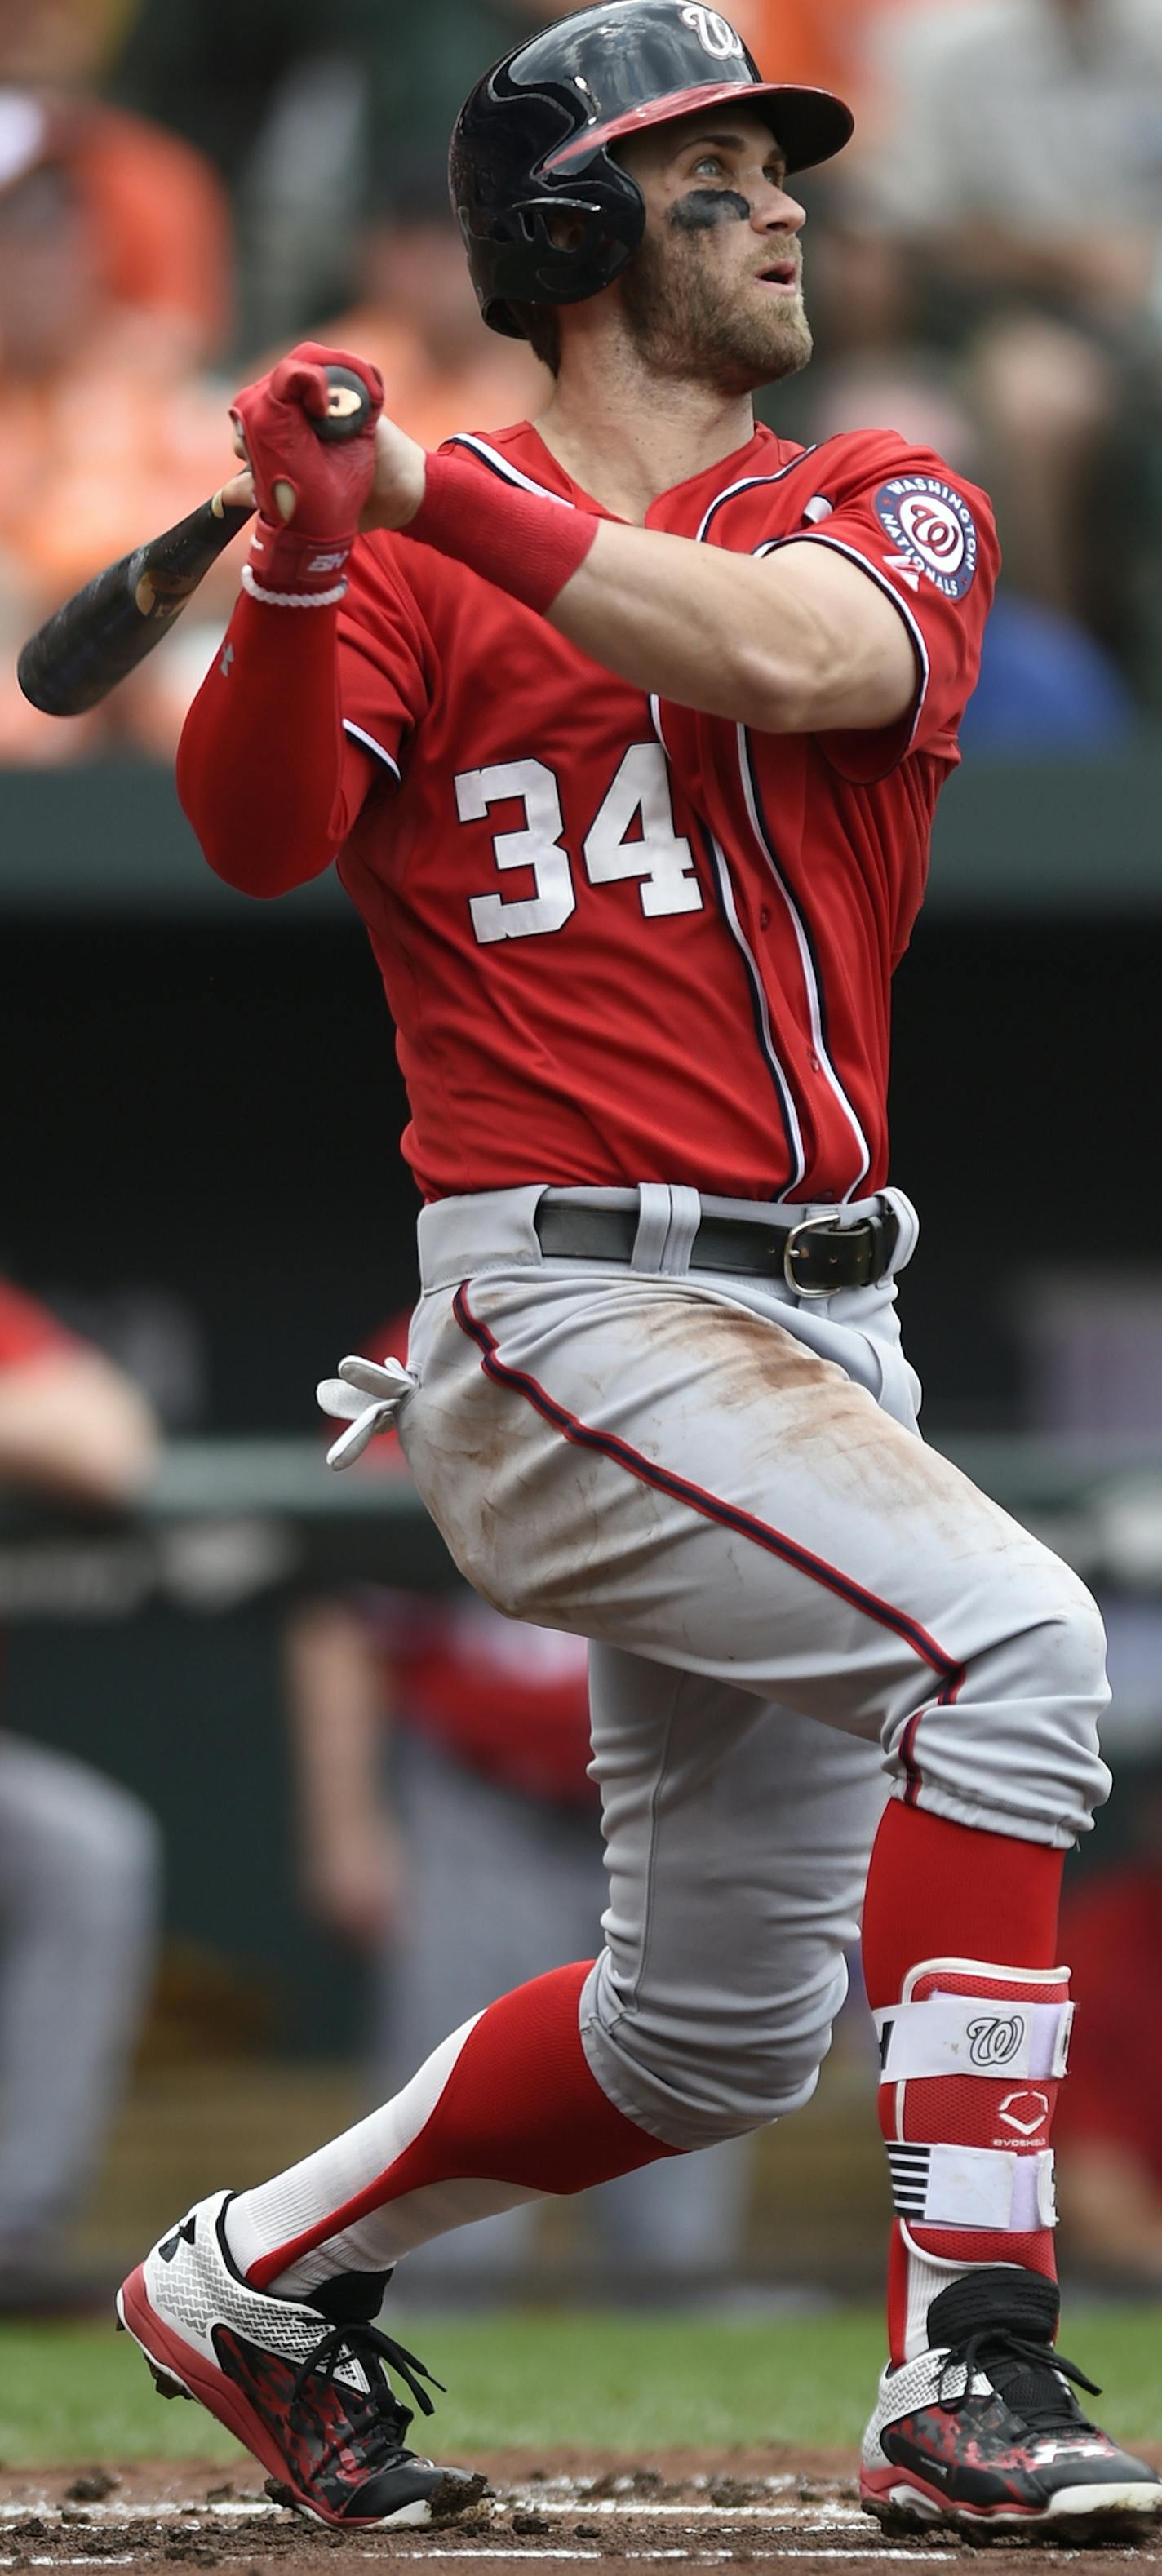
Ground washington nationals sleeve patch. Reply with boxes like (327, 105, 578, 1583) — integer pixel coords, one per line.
(874, 477, 979, 601)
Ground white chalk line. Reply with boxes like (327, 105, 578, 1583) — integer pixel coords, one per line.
(0, 2500, 865, 2529)
(0, 2555, 959, 2570)
(361, 2554, 956, 2566)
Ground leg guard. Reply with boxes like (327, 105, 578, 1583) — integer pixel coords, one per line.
(874, 1956, 1071, 2362)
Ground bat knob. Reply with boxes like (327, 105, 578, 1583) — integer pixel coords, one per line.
(314, 366, 375, 443)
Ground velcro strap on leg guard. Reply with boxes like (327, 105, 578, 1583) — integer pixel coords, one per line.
(887, 2141, 1058, 2231)
(875, 1992, 1072, 2083)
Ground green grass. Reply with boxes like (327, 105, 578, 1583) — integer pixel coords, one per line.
(2, 2308, 1160, 2468)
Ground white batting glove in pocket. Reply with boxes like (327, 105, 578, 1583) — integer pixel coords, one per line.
(317, 1353, 418, 1470)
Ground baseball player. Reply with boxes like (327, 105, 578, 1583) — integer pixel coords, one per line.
(116, 0, 1160, 2542)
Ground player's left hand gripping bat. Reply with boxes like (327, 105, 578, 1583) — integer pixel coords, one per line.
(16, 365, 374, 719)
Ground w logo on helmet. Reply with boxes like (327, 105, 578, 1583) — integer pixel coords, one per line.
(680, 6, 744, 60)
(966, 2015, 1025, 2068)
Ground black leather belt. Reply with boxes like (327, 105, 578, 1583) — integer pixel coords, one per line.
(534, 1200, 899, 1297)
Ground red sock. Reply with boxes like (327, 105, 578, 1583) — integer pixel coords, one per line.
(863, 1804, 1066, 2362)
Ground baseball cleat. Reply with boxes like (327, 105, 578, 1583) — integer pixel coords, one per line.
(861, 2267, 1162, 2538)
(115, 2189, 486, 2529)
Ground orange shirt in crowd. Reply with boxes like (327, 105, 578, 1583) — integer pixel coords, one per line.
(734, 0, 931, 127)
(733, 0, 859, 92)
(70, 103, 233, 360)
(0, 357, 242, 765)
(0, 91, 237, 762)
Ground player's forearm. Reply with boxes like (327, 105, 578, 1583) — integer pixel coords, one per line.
(401, 458, 915, 734)
(0, 1356, 158, 1506)
(546, 519, 844, 729)
(177, 592, 361, 898)
(286, 1602, 387, 1818)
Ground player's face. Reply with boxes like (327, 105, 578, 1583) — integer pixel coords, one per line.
(614, 110, 810, 395)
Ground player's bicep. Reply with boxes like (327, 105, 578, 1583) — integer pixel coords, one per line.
(781, 457, 997, 779)
(759, 539, 920, 734)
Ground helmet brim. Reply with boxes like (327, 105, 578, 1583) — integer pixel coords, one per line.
(543, 81, 854, 180)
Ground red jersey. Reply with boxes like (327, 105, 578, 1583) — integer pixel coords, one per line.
(365, 1585, 595, 1809)
(0, 1279, 74, 1372)
(0, 1279, 79, 1705)
(335, 419, 996, 1204)
(1057, 1868, 1162, 2187)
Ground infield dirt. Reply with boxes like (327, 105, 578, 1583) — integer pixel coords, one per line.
(2, 2455, 1161, 2576)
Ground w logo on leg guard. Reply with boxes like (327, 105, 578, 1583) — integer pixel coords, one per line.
(966, 2014, 1024, 2067)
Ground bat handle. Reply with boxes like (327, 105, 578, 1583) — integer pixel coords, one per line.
(312, 364, 376, 444)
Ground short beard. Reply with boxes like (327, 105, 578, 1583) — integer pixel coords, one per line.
(618, 224, 813, 397)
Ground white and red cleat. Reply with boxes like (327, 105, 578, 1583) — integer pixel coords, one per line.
(861, 2268, 1162, 2537)
(116, 2189, 485, 2529)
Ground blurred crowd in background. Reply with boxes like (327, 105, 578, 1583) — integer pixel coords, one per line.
(2, 0, 1162, 756)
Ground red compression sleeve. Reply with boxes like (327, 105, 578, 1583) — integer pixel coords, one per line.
(862, 1803, 1064, 2006)
(245, 1963, 676, 2292)
(176, 592, 373, 898)
(406, 453, 599, 612)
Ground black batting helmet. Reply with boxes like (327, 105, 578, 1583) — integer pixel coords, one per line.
(450, 0, 854, 340)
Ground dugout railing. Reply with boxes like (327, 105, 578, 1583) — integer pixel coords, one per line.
(2, 1431, 1162, 1618)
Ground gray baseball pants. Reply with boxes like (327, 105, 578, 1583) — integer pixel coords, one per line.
(397, 1183, 1111, 2155)
(377, 1729, 755, 2286)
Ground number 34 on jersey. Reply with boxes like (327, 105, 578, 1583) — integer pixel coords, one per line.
(456, 743, 703, 944)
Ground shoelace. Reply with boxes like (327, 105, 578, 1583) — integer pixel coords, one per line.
(290, 2320, 446, 2480)
(937, 2325, 1102, 2436)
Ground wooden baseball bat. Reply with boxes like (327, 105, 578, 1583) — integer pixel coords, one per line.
(16, 365, 373, 720)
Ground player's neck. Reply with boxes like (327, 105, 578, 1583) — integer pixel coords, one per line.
(534, 346, 756, 523)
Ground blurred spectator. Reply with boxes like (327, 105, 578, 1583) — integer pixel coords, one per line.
(1057, 1776, 1162, 2285)
(108, 0, 548, 350)
(808, 360, 1134, 750)
(0, 0, 139, 86)
(867, 0, 1162, 632)
(323, 166, 543, 455)
(0, 85, 230, 361)
(731, 0, 863, 94)
(0, 86, 241, 762)
(734, 0, 938, 113)
(0, 1271, 161, 2312)
(286, 1317, 753, 2302)
(959, 590, 1134, 752)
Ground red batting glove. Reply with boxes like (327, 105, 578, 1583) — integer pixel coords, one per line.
(230, 340, 384, 601)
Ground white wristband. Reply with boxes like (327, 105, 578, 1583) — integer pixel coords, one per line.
(241, 565, 347, 610)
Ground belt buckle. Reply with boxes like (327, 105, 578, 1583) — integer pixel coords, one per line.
(783, 1215, 844, 1298)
